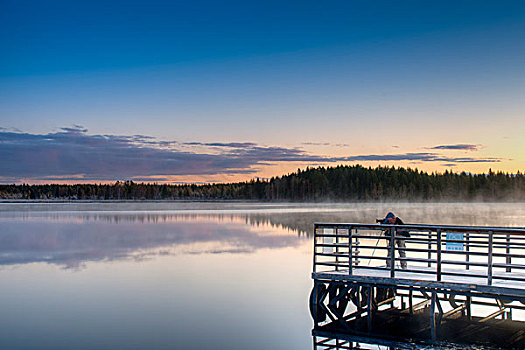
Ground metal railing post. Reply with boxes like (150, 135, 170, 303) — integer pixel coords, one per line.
(428, 231, 432, 267)
(313, 224, 318, 273)
(506, 233, 511, 273)
(466, 232, 470, 270)
(349, 225, 353, 275)
(335, 227, 340, 271)
(390, 228, 395, 278)
(488, 230, 493, 286)
(436, 229, 442, 282)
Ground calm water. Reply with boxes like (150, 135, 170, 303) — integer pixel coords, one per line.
(1, 202, 524, 349)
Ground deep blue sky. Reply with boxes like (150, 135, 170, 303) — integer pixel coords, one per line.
(3, 1, 525, 76)
(1, 1, 525, 183)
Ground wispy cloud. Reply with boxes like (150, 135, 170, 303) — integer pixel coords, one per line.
(302, 142, 330, 146)
(429, 144, 482, 151)
(58, 125, 88, 134)
(0, 128, 503, 182)
(341, 152, 500, 164)
(0, 127, 22, 133)
(184, 141, 257, 148)
(301, 142, 350, 147)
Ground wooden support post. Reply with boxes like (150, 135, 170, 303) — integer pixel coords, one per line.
(409, 289, 413, 314)
(436, 294, 443, 325)
(430, 291, 437, 341)
(488, 231, 493, 286)
(466, 296, 472, 321)
(356, 286, 361, 318)
(367, 286, 373, 332)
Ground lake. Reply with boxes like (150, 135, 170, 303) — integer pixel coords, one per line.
(1, 202, 524, 349)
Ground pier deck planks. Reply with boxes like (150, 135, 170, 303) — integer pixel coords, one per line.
(313, 266, 525, 298)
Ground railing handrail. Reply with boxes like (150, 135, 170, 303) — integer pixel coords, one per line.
(314, 222, 525, 235)
(313, 222, 525, 287)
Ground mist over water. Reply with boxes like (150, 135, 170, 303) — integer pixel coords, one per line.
(0, 202, 524, 349)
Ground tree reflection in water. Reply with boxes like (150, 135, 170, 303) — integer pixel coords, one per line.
(1, 202, 524, 269)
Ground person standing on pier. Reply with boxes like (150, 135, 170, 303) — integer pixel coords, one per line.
(382, 212, 409, 270)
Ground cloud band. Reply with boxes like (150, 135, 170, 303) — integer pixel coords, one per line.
(0, 127, 502, 182)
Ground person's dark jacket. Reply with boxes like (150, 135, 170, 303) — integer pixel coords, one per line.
(382, 217, 410, 237)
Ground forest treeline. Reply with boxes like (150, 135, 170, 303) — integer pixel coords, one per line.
(1, 165, 525, 201)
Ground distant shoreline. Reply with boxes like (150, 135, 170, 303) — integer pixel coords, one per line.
(2, 165, 524, 202)
(0, 199, 258, 203)
(2, 199, 525, 204)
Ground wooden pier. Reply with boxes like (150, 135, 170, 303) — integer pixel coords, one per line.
(310, 222, 525, 349)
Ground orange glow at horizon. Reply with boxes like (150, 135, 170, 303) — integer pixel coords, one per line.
(8, 158, 524, 186)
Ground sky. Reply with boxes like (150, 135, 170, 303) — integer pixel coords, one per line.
(1, 0, 524, 184)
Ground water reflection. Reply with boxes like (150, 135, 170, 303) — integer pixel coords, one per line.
(1, 202, 524, 269)
(0, 215, 304, 268)
(1, 202, 524, 349)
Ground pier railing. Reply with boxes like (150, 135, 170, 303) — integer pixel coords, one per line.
(313, 223, 525, 286)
